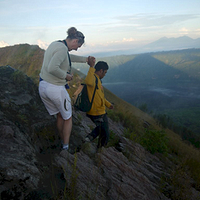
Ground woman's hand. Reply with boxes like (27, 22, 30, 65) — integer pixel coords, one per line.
(66, 73, 73, 81)
(87, 56, 96, 67)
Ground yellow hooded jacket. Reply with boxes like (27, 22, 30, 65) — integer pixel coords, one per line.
(85, 67, 111, 116)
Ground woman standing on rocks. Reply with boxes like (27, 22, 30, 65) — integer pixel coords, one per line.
(39, 27, 95, 151)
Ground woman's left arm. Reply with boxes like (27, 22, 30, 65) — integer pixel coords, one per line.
(70, 54, 87, 63)
(70, 55, 95, 65)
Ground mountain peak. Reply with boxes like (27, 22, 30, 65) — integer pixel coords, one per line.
(144, 36, 200, 52)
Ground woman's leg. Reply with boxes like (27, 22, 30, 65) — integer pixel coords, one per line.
(57, 112, 72, 148)
(57, 112, 64, 142)
(62, 116, 72, 145)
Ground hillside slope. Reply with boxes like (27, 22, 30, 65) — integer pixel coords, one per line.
(0, 44, 44, 82)
(1, 66, 200, 200)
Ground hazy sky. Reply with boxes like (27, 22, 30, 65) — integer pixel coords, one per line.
(0, 0, 200, 55)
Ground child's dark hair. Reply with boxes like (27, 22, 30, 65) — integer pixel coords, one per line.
(95, 61, 109, 71)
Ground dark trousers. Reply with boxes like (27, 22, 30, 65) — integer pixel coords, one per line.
(86, 113, 109, 148)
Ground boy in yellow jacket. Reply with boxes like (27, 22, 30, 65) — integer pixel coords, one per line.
(85, 61, 114, 148)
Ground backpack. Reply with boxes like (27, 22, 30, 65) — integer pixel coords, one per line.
(73, 76, 98, 112)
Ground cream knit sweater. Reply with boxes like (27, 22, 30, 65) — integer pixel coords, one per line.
(40, 41, 87, 85)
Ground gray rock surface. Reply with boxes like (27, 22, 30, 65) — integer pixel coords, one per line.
(0, 66, 199, 199)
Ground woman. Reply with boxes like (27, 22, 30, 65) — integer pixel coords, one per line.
(39, 27, 95, 151)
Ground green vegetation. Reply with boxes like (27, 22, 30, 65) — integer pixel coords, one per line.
(107, 130, 120, 147)
(138, 129, 169, 154)
(154, 112, 200, 148)
(107, 104, 169, 154)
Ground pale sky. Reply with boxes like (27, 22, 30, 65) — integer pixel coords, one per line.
(0, 0, 200, 55)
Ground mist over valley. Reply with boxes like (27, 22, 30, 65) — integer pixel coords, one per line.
(103, 81, 200, 132)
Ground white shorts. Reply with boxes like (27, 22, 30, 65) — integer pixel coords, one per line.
(39, 80, 72, 120)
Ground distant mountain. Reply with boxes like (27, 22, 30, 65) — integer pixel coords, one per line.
(102, 48, 200, 83)
(89, 36, 200, 57)
(103, 54, 188, 83)
(142, 36, 200, 52)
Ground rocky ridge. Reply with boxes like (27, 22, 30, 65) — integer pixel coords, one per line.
(0, 66, 199, 200)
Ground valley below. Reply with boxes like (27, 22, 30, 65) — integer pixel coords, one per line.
(103, 80, 200, 135)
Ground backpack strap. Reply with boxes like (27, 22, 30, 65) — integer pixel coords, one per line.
(90, 75, 98, 104)
(57, 40, 71, 73)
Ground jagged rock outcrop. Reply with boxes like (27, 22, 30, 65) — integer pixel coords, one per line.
(0, 66, 199, 200)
